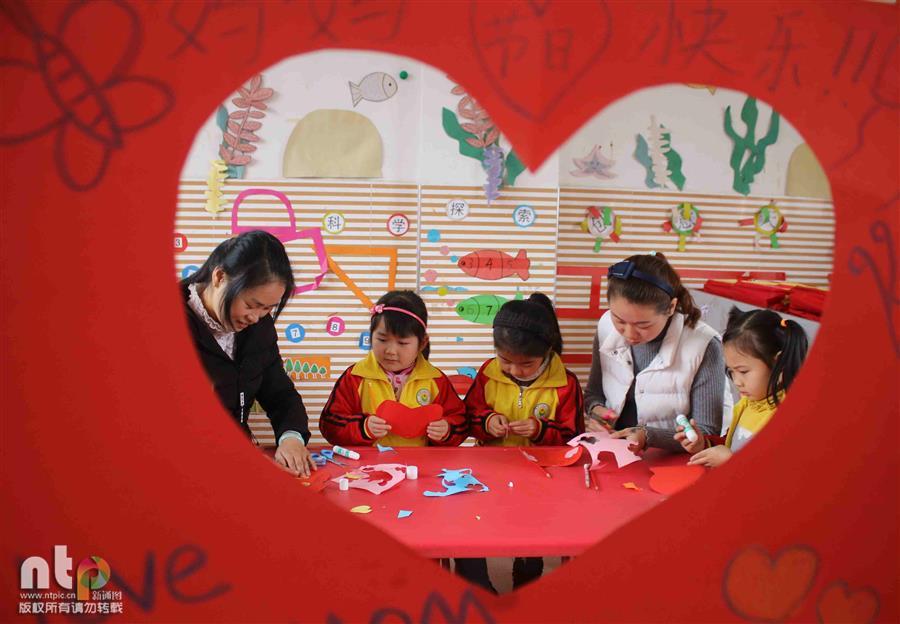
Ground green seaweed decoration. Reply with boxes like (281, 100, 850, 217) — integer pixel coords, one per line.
(724, 96, 780, 195)
(442, 83, 525, 189)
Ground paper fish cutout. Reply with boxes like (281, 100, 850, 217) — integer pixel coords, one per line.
(520, 446, 584, 467)
(568, 431, 642, 469)
(457, 249, 530, 281)
(648, 465, 705, 496)
(349, 72, 398, 106)
(455, 293, 522, 325)
(332, 463, 406, 495)
(376, 401, 443, 438)
(423, 468, 489, 497)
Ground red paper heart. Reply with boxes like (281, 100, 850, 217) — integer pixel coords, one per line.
(817, 582, 880, 624)
(375, 400, 444, 438)
(648, 465, 705, 496)
(724, 545, 819, 621)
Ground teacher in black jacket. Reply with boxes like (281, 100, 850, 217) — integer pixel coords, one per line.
(181, 230, 315, 476)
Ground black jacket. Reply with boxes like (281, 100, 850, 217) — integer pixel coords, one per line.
(183, 284, 310, 444)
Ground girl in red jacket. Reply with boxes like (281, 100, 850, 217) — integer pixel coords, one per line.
(457, 292, 584, 592)
(319, 290, 467, 447)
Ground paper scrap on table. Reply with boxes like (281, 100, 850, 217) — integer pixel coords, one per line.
(648, 465, 705, 496)
(376, 444, 394, 452)
(397, 510, 413, 519)
(622, 482, 642, 491)
(332, 463, 406, 495)
(376, 400, 444, 438)
(521, 445, 584, 467)
(424, 468, 489, 497)
(351, 505, 372, 514)
(296, 470, 331, 493)
(568, 431, 642, 469)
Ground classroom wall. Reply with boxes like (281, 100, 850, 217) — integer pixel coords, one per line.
(176, 50, 833, 446)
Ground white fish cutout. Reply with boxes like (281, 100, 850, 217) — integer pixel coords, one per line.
(349, 72, 398, 107)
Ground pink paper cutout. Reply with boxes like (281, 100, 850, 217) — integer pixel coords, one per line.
(376, 401, 443, 438)
(568, 431, 641, 469)
(520, 446, 584, 467)
(332, 463, 406, 495)
(231, 188, 328, 295)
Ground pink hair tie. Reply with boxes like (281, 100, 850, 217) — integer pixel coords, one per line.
(370, 304, 427, 330)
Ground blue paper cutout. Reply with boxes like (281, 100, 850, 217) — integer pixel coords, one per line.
(397, 510, 413, 518)
(423, 468, 489, 497)
(376, 444, 394, 453)
(457, 367, 478, 379)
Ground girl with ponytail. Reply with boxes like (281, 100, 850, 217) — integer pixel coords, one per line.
(677, 307, 809, 467)
(585, 253, 729, 454)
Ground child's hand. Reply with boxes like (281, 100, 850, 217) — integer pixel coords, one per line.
(426, 418, 450, 441)
(587, 406, 618, 432)
(508, 417, 539, 439)
(486, 413, 510, 438)
(365, 415, 392, 439)
(611, 427, 647, 454)
(674, 418, 705, 455)
(687, 445, 732, 468)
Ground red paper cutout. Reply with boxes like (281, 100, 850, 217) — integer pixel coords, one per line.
(647, 465, 705, 496)
(375, 400, 443, 438)
(724, 546, 819, 622)
(297, 469, 331, 493)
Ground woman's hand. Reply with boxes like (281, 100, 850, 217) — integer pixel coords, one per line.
(274, 437, 317, 477)
(426, 418, 450, 441)
(589, 406, 619, 431)
(486, 413, 510, 438)
(611, 427, 647, 454)
(508, 417, 539, 439)
(365, 415, 391, 439)
(687, 445, 732, 468)
(674, 418, 706, 455)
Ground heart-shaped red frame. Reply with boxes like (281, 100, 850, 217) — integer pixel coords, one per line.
(2, 2, 896, 622)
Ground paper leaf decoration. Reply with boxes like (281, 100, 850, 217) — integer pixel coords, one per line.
(204, 159, 228, 217)
(725, 96, 780, 195)
(634, 116, 686, 190)
(375, 401, 443, 438)
(216, 74, 273, 177)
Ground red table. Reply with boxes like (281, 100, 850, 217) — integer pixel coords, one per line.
(305, 446, 696, 558)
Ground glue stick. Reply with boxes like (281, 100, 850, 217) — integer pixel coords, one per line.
(405, 465, 418, 480)
(338, 478, 349, 491)
(675, 414, 698, 443)
(332, 445, 360, 460)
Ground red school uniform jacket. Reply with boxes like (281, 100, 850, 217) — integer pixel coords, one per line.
(466, 352, 584, 447)
(319, 352, 468, 447)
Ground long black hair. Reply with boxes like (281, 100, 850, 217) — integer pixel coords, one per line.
(607, 253, 701, 327)
(493, 292, 563, 358)
(181, 231, 295, 328)
(369, 290, 430, 359)
(722, 307, 809, 406)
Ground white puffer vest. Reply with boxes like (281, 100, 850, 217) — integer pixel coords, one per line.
(596, 311, 730, 430)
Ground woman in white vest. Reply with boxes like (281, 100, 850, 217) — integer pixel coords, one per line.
(584, 253, 728, 453)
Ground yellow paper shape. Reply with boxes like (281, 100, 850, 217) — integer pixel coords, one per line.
(786, 143, 832, 199)
(283, 110, 383, 178)
(623, 482, 642, 491)
(350, 505, 373, 514)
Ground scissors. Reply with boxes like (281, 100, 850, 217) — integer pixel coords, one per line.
(311, 450, 346, 466)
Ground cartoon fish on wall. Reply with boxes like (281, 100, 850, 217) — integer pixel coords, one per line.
(457, 249, 530, 281)
(455, 292, 523, 325)
(349, 72, 398, 107)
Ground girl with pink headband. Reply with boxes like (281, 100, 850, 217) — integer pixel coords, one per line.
(319, 290, 468, 447)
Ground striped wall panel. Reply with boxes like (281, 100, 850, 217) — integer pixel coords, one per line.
(175, 181, 833, 445)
